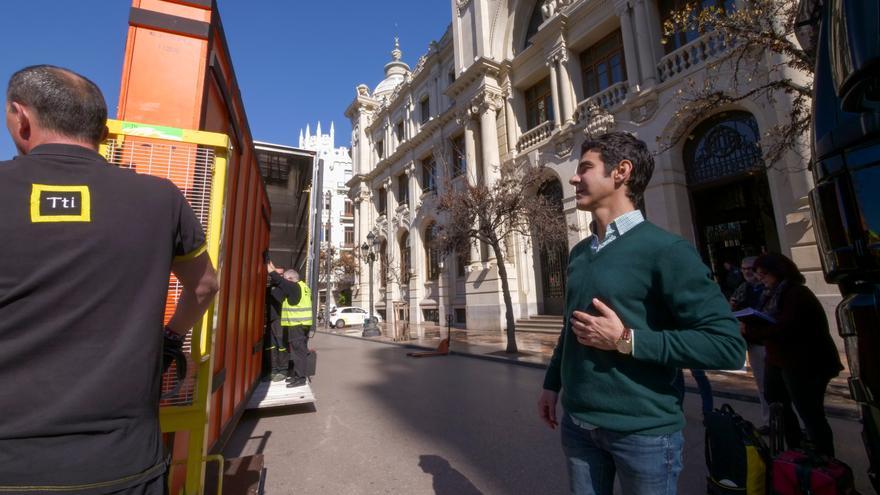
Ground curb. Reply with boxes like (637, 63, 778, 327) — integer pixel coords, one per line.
(319, 331, 860, 421)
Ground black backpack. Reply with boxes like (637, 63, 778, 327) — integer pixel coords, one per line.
(705, 404, 771, 494)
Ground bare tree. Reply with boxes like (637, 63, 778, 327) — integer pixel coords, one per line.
(435, 162, 571, 353)
(660, 0, 813, 167)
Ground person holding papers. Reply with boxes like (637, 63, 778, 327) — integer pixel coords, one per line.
(746, 253, 843, 456)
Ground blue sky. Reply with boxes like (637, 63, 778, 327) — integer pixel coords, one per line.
(0, 0, 452, 158)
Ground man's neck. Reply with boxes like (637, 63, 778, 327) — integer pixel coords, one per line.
(22, 134, 98, 154)
(591, 203, 637, 241)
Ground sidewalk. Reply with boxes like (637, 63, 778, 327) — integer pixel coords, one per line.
(321, 322, 859, 420)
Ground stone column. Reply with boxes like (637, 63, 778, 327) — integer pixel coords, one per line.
(503, 83, 518, 154)
(357, 114, 369, 175)
(405, 162, 417, 211)
(548, 62, 563, 127)
(476, 92, 502, 184)
(457, 109, 481, 266)
(462, 113, 478, 186)
(633, 0, 657, 87)
(384, 119, 391, 157)
(615, 1, 642, 90)
(556, 51, 574, 125)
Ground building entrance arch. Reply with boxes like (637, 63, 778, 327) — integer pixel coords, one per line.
(685, 111, 780, 281)
(536, 178, 568, 315)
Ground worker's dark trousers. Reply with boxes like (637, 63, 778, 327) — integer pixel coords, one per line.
(268, 320, 289, 374)
(287, 325, 311, 379)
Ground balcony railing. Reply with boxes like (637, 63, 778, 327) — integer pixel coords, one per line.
(574, 82, 629, 125)
(516, 120, 555, 152)
(657, 31, 730, 82)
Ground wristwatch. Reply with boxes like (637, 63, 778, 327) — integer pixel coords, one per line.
(615, 328, 633, 355)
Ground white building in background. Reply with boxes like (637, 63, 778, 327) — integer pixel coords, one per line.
(345, 0, 837, 333)
(299, 122, 355, 301)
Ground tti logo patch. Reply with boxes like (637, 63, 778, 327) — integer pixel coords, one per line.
(30, 184, 91, 223)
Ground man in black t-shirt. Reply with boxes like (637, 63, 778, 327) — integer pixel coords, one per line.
(0, 66, 219, 494)
(265, 265, 290, 381)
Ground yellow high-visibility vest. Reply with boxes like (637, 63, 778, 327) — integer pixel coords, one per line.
(281, 281, 313, 326)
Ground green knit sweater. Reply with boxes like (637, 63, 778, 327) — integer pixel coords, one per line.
(543, 221, 745, 434)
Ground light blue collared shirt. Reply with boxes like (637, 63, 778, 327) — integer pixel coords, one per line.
(589, 209, 645, 254)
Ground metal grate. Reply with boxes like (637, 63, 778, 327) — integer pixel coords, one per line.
(103, 138, 215, 406)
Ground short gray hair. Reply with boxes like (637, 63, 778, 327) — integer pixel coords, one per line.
(7, 65, 107, 145)
(741, 256, 758, 267)
(283, 269, 300, 282)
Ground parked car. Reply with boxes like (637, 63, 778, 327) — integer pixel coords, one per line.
(329, 307, 382, 328)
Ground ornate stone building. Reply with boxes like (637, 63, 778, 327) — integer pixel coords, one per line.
(346, 0, 836, 332)
(298, 122, 356, 302)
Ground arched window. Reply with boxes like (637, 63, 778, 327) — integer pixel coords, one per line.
(425, 223, 440, 280)
(684, 111, 762, 187)
(399, 232, 411, 284)
(523, 1, 543, 50)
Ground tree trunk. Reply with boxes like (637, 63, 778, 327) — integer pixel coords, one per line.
(491, 241, 518, 353)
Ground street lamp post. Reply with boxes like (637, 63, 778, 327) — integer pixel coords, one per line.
(361, 231, 381, 337)
(323, 190, 333, 328)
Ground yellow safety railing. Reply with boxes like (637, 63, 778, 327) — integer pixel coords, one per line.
(100, 119, 229, 494)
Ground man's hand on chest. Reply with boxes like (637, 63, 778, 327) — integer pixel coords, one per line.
(570, 298, 629, 352)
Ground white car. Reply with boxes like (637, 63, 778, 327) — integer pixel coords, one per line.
(329, 307, 382, 328)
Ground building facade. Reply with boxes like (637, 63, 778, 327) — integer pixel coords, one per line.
(299, 123, 356, 303)
(346, 0, 837, 332)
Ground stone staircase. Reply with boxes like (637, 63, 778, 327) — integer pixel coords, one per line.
(515, 314, 564, 333)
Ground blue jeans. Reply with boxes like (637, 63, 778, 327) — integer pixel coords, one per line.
(561, 413, 684, 495)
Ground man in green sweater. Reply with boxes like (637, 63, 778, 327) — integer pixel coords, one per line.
(538, 132, 745, 494)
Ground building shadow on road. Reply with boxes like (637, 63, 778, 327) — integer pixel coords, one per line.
(363, 345, 568, 494)
(418, 454, 483, 495)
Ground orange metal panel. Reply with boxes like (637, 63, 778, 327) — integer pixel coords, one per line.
(134, 0, 212, 22)
(117, 27, 207, 129)
(241, 166, 259, 393)
(116, 0, 273, 482)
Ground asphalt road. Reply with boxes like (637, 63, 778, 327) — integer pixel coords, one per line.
(223, 333, 872, 494)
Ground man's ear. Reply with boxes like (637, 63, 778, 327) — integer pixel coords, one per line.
(613, 159, 633, 185)
(99, 125, 109, 143)
(7, 102, 32, 144)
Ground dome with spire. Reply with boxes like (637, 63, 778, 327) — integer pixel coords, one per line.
(373, 37, 410, 97)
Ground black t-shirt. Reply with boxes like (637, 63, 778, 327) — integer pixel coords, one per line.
(0, 144, 206, 488)
(268, 271, 301, 310)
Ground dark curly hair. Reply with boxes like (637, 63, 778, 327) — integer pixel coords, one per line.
(580, 132, 654, 210)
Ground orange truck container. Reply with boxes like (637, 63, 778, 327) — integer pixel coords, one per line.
(112, 0, 277, 492)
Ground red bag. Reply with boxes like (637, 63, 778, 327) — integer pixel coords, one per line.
(772, 450, 857, 494)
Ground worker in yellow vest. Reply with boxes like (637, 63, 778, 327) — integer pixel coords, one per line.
(268, 261, 313, 387)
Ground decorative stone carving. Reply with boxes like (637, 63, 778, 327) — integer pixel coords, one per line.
(581, 101, 616, 137)
(469, 88, 503, 115)
(546, 39, 569, 67)
(357, 84, 370, 97)
(456, 0, 472, 15)
(541, 0, 574, 20)
(412, 54, 429, 78)
(393, 207, 412, 230)
(455, 108, 473, 126)
(630, 97, 659, 124)
(553, 129, 575, 158)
